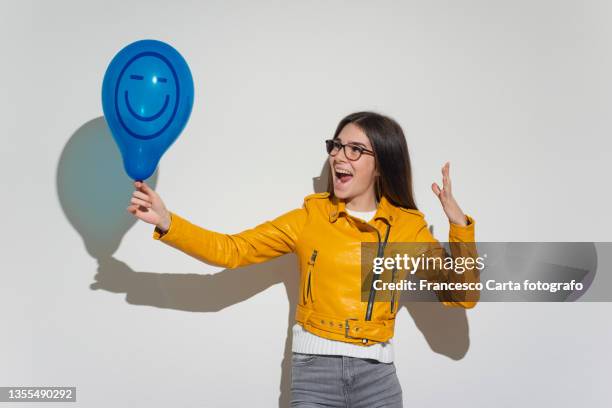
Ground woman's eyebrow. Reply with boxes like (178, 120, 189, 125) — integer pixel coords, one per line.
(336, 137, 370, 148)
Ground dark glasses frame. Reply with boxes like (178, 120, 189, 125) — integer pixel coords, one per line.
(325, 139, 375, 161)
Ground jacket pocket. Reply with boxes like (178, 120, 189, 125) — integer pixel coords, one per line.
(303, 249, 318, 304)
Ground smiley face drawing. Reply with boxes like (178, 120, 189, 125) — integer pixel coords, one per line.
(102, 40, 194, 180)
(115, 52, 179, 140)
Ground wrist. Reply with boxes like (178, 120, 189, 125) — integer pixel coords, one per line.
(158, 212, 172, 232)
(450, 214, 468, 226)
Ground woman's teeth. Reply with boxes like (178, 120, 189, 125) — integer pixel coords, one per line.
(335, 169, 353, 184)
(335, 167, 353, 175)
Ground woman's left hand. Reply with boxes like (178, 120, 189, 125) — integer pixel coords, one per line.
(431, 161, 468, 226)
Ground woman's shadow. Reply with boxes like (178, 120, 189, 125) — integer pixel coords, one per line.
(57, 117, 471, 408)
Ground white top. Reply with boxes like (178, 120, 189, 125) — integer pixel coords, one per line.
(291, 205, 395, 363)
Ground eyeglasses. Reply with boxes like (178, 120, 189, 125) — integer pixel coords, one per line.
(325, 139, 375, 161)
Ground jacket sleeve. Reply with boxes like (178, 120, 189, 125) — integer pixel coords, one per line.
(412, 214, 481, 309)
(152, 206, 307, 269)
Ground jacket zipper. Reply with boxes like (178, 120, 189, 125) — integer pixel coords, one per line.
(365, 223, 391, 322)
(390, 266, 397, 313)
(304, 249, 318, 304)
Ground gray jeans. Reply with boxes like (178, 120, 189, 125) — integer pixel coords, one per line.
(290, 353, 403, 407)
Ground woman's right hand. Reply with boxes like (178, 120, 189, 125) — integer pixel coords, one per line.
(127, 181, 172, 232)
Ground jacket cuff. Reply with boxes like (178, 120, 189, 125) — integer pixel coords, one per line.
(152, 211, 181, 242)
(449, 214, 475, 242)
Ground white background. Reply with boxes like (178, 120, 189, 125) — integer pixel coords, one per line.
(2, 1, 611, 407)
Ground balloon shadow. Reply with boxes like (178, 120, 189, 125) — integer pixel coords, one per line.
(57, 116, 160, 258)
(56, 121, 470, 408)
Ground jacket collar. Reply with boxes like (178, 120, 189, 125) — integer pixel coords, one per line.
(329, 194, 396, 225)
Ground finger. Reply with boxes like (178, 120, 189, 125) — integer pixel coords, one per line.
(132, 190, 151, 202)
(130, 197, 151, 208)
(127, 203, 147, 213)
(431, 182, 442, 199)
(139, 181, 154, 195)
(134, 181, 146, 191)
(442, 162, 451, 192)
(127, 205, 146, 219)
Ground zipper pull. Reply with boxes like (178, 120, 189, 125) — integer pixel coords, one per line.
(309, 250, 318, 265)
(305, 250, 318, 303)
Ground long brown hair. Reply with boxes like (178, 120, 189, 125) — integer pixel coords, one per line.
(326, 111, 418, 210)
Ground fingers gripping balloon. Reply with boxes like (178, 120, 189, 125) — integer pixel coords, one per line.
(102, 39, 194, 181)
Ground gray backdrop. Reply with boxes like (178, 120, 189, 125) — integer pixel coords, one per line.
(2, 1, 611, 407)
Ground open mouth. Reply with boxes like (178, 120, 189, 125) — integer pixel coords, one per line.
(334, 167, 354, 185)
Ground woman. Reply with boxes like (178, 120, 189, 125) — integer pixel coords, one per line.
(127, 111, 480, 407)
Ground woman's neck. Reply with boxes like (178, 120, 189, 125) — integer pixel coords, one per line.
(345, 193, 378, 212)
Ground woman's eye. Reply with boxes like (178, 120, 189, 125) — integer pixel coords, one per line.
(349, 145, 362, 153)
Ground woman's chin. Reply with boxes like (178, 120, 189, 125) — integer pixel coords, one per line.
(333, 186, 351, 199)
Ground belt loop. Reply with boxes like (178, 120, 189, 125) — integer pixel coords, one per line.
(345, 318, 367, 342)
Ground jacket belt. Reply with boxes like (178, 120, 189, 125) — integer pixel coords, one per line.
(296, 304, 394, 343)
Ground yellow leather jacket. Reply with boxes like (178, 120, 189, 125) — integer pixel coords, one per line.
(153, 192, 480, 346)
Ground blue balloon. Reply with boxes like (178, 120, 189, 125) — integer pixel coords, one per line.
(102, 39, 194, 181)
